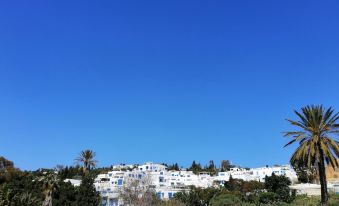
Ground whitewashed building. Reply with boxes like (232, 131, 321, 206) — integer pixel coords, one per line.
(214, 165, 298, 184)
(95, 163, 298, 206)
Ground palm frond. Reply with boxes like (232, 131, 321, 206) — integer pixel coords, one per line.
(285, 105, 339, 170)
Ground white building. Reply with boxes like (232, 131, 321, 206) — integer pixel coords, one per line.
(95, 163, 298, 206)
(214, 165, 298, 184)
(111, 164, 136, 171)
(137, 162, 167, 172)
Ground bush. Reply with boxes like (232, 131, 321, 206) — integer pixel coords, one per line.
(224, 176, 264, 193)
(329, 194, 339, 206)
(173, 186, 221, 206)
(156, 198, 186, 206)
(264, 173, 294, 203)
(242, 193, 259, 204)
(209, 194, 245, 206)
(259, 192, 279, 204)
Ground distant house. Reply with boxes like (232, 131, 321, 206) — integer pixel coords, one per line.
(64, 178, 82, 187)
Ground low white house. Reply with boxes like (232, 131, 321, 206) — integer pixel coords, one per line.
(214, 165, 298, 184)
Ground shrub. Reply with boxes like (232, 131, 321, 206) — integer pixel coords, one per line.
(209, 194, 244, 206)
(264, 173, 294, 203)
(259, 192, 279, 204)
(329, 194, 339, 206)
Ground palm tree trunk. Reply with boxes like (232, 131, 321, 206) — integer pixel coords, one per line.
(318, 143, 328, 205)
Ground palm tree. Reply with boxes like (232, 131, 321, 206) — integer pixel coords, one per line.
(75, 149, 97, 173)
(284, 105, 339, 205)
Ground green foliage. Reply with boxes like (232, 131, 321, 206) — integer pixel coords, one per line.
(174, 186, 221, 206)
(204, 160, 217, 175)
(12, 192, 41, 206)
(220, 160, 232, 172)
(259, 192, 279, 204)
(209, 194, 244, 206)
(1, 172, 43, 199)
(0, 172, 43, 206)
(156, 198, 186, 206)
(328, 194, 339, 206)
(0, 156, 100, 206)
(188, 160, 233, 174)
(264, 173, 294, 203)
(0, 186, 42, 206)
(53, 174, 100, 206)
(188, 161, 203, 174)
(52, 181, 78, 206)
(58, 166, 84, 180)
(75, 149, 98, 173)
(75, 175, 100, 206)
(224, 176, 264, 193)
(284, 105, 339, 204)
(288, 195, 320, 206)
(293, 166, 316, 184)
(167, 163, 180, 171)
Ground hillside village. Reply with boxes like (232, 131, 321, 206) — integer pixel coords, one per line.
(69, 162, 338, 206)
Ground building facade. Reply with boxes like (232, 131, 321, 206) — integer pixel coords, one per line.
(94, 163, 298, 206)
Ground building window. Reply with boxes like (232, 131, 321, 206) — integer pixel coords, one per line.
(156, 192, 162, 198)
(109, 198, 118, 206)
(101, 198, 107, 206)
(168, 192, 173, 198)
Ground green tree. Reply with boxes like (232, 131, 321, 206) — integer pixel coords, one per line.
(75, 150, 97, 173)
(264, 173, 293, 203)
(58, 166, 84, 180)
(284, 105, 339, 205)
(0, 171, 43, 206)
(52, 181, 78, 206)
(188, 161, 202, 174)
(224, 175, 239, 192)
(224, 176, 263, 194)
(293, 166, 317, 183)
(75, 175, 100, 206)
(167, 163, 180, 171)
(220, 160, 231, 172)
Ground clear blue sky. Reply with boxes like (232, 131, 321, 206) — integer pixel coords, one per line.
(0, 0, 338, 170)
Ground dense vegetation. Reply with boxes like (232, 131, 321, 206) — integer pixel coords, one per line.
(0, 155, 100, 206)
